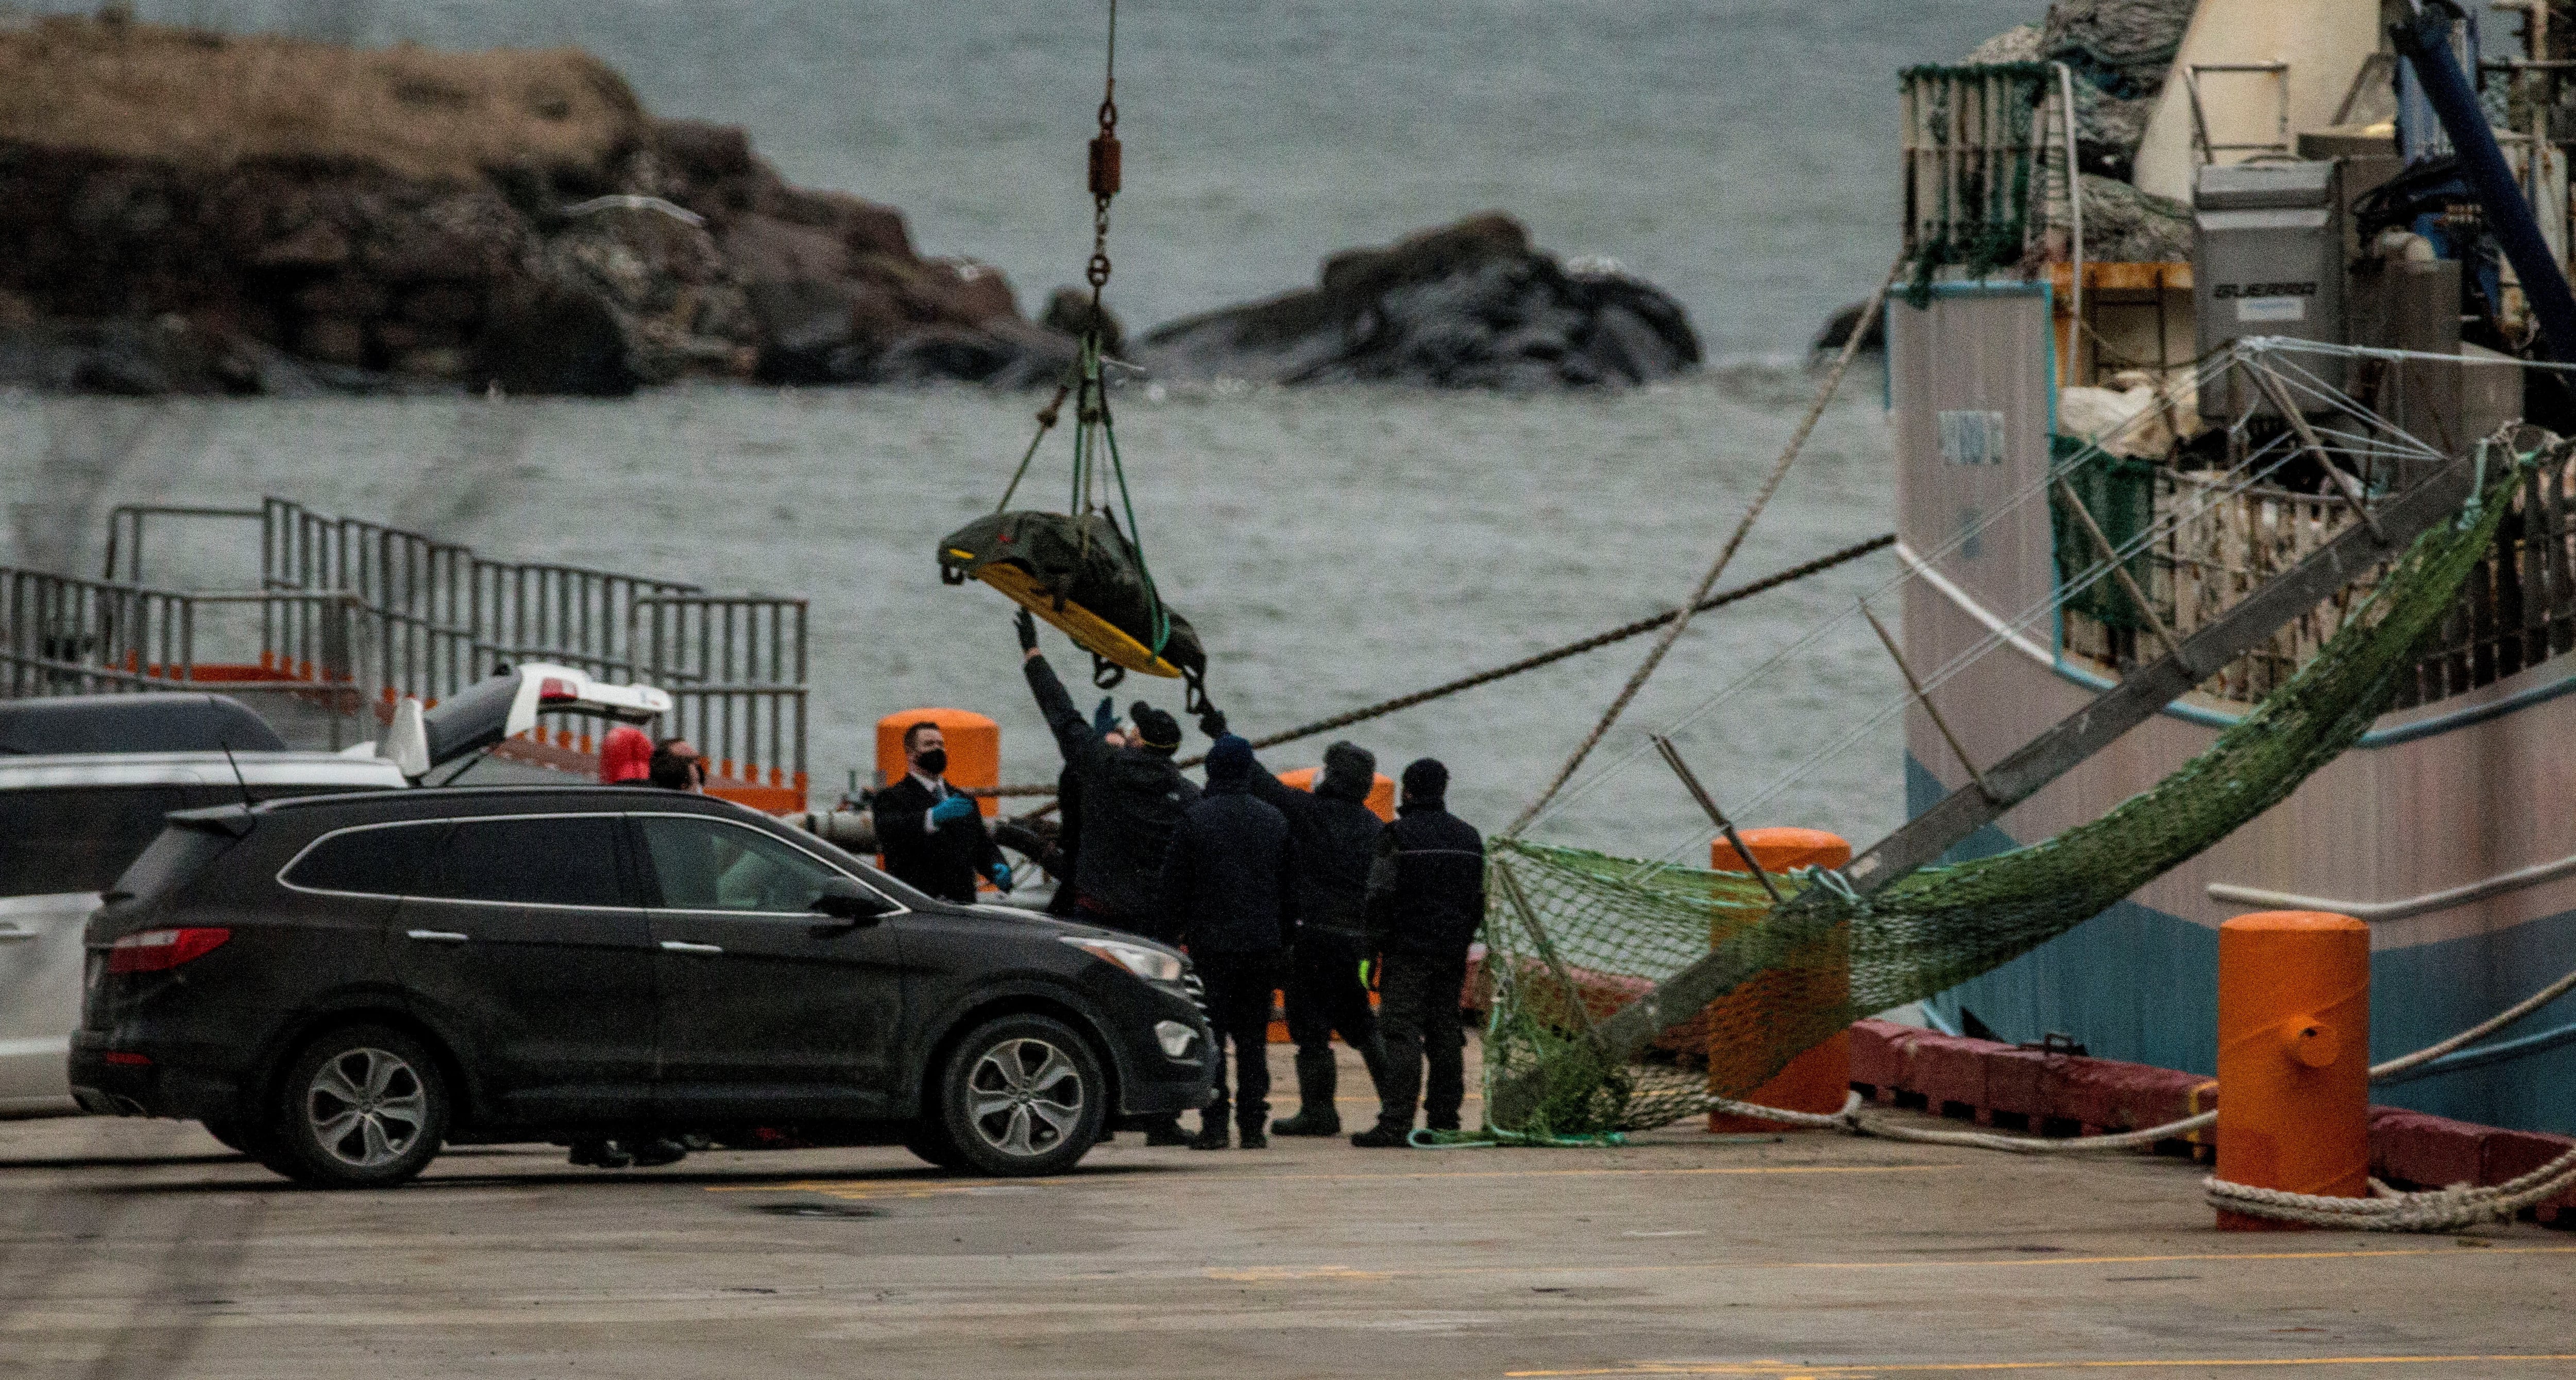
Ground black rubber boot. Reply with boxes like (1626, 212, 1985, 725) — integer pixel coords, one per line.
(1190, 1118, 1231, 1151)
(1348, 1123, 1412, 1149)
(1272, 1048, 1341, 1136)
(1270, 1108, 1342, 1136)
(1142, 1117, 1193, 1147)
(1238, 1128, 1268, 1149)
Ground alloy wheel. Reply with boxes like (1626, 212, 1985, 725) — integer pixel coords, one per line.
(964, 1036, 1084, 1158)
(303, 1046, 428, 1170)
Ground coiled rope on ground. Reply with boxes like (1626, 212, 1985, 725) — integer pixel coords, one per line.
(1700, 955, 2576, 1231)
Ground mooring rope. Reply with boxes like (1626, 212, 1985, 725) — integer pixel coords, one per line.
(1701, 957, 2576, 1231)
(961, 530, 1896, 800)
(1504, 253, 1906, 840)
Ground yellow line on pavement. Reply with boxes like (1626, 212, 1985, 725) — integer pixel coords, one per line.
(1195, 1245, 2576, 1284)
(1504, 1356, 2576, 1377)
(1254, 1164, 1962, 1183)
(700, 1162, 1962, 1200)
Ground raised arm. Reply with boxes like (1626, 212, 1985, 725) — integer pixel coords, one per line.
(1020, 611, 1105, 773)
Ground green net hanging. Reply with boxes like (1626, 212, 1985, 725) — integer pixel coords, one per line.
(1477, 447, 2533, 1139)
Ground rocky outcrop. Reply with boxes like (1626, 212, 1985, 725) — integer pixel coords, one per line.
(1134, 214, 1699, 389)
(0, 17, 1074, 395)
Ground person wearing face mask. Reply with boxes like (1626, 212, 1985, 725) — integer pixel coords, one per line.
(871, 721, 1013, 905)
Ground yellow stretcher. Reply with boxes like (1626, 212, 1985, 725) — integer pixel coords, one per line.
(962, 558, 1185, 679)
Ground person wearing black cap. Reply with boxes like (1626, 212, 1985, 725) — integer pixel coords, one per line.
(1016, 609, 1201, 939)
(1157, 732, 1298, 1149)
(1016, 609, 1201, 1145)
(1350, 757, 1485, 1148)
(1238, 739, 1391, 1137)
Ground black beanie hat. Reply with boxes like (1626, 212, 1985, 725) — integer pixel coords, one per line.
(1401, 757, 1448, 803)
(1129, 702, 1182, 753)
(1320, 741, 1376, 800)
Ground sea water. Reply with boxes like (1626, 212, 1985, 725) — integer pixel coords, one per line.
(4, 373, 1908, 855)
(0, 0, 2043, 854)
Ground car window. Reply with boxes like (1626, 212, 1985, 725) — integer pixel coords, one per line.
(0, 785, 231, 897)
(414, 816, 626, 909)
(637, 815, 845, 914)
(283, 822, 442, 896)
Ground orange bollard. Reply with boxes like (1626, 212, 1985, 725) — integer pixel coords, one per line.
(2215, 910, 2369, 1231)
(875, 709, 1001, 816)
(1276, 766, 1396, 822)
(1707, 829, 1855, 1133)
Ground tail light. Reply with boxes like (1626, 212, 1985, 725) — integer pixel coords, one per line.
(107, 928, 232, 974)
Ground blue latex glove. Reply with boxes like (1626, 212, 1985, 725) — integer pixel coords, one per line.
(987, 862, 1014, 891)
(929, 795, 978, 827)
(1091, 696, 1118, 735)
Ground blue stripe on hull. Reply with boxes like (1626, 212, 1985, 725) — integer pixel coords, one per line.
(1905, 755, 2576, 1135)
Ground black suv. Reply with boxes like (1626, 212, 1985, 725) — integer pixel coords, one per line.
(69, 786, 1215, 1187)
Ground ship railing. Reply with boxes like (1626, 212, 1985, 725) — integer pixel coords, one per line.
(2058, 451, 2576, 707)
(1899, 63, 2067, 285)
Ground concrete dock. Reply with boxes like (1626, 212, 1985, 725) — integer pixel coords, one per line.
(4, 1043, 2571, 1378)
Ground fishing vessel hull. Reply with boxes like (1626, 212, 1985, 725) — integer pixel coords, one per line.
(1891, 283, 2576, 1135)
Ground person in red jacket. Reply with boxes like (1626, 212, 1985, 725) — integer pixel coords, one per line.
(598, 725, 654, 784)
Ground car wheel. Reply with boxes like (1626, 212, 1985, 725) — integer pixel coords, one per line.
(201, 1119, 249, 1154)
(902, 1117, 971, 1171)
(935, 1014, 1105, 1177)
(267, 1024, 449, 1189)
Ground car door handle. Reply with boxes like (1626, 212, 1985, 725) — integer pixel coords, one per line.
(659, 940, 724, 956)
(0, 926, 36, 943)
(404, 930, 471, 944)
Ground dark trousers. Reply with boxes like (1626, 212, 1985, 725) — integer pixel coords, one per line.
(1284, 931, 1388, 1114)
(1195, 949, 1280, 1132)
(1374, 950, 1468, 1133)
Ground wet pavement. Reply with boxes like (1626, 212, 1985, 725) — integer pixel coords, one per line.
(4, 1043, 2572, 1379)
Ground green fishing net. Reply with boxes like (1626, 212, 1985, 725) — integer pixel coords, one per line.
(1479, 450, 2530, 1138)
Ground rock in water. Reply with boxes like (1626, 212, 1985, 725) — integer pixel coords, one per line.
(1810, 300, 1886, 356)
(0, 18, 1081, 395)
(1135, 213, 1700, 389)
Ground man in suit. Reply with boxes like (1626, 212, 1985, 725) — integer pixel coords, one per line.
(872, 721, 1011, 905)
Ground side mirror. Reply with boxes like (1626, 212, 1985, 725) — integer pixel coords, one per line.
(810, 875, 896, 924)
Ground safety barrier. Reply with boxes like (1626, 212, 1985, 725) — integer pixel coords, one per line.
(13, 499, 810, 806)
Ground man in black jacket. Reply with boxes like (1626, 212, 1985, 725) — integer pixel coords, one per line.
(1351, 757, 1486, 1148)
(1244, 741, 1391, 1137)
(1016, 610, 1200, 940)
(1159, 734, 1298, 1149)
(871, 721, 1012, 905)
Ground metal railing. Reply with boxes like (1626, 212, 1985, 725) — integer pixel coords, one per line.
(2058, 454, 2576, 708)
(632, 593, 809, 791)
(7, 498, 810, 798)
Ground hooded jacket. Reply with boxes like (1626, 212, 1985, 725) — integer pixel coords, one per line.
(1245, 745, 1383, 939)
(1026, 654, 1200, 929)
(1158, 777, 1299, 955)
(1364, 797, 1486, 961)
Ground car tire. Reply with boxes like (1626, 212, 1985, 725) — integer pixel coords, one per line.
(934, 1014, 1106, 1177)
(266, 1024, 450, 1189)
(902, 1117, 971, 1171)
(201, 1119, 249, 1155)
